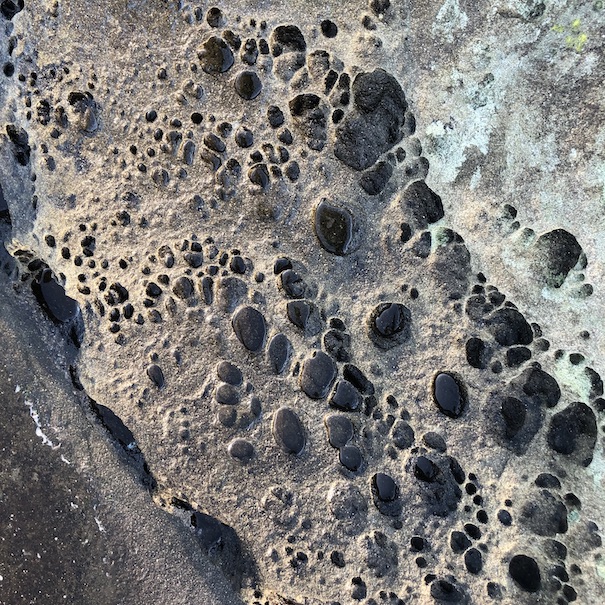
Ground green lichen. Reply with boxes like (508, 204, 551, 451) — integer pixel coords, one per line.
(552, 18, 588, 52)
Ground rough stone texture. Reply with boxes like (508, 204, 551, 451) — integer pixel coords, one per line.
(1, 2, 604, 605)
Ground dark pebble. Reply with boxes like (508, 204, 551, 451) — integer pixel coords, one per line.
(279, 269, 307, 298)
(339, 445, 362, 471)
(203, 133, 226, 153)
(235, 127, 254, 148)
(272, 407, 305, 455)
(216, 361, 243, 386)
(267, 105, 285, 127)
(199, 36, 234, 74)
(450, 531, 471, 553)
(218, 407, 237, 427)
(430, 580, 465, 602)
(314, 200, 354, 256)
(414, 456, 439, 482)
(324, 414, 354, 448)
(487, 307, 533, 346)
(235, 71, 262, 100)
(172, 276, 194, 299)
(248, 164, 270, 188)
(323, 329, 351, 362)
(373, 472, 397, 501)
(466, 337, 488, 369)
(391, 419, 414, 449)
(500, 396, 527, 439)
(330, 380, 362, 411)
(465, 548, 483, 574)
(498, 510, 512, 526)
(369, 302, 412, 349)
(506, 346, 531, 367)
(215, 384, 239, 405)
(401, 180, 444, 228)
(547, 402, 597, 466)
(267, 333, 292, 374)
(509, 554, 541, 592)
(433, 372, 466, 419)
(422, 432, 447, 452)
(184, 252, 203, 268)
(343, 364, 375, 395)
(147, 364, 164, 388)
(359, 161, 393, 195)
(232, 306, 267, 352)
(228, 438, 254, 461)
(229, 255, 246, 274)
(145, 282, 162, 298)
(321, 19, 338, 37)
(300, 351, 337, 399)
(273, 257, 292, 274)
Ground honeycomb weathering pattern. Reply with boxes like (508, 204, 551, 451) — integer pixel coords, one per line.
(1, 1, 604, 604)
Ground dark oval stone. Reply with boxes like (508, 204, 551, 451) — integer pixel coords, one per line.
(343, 364, 375, 395)
(267, 333, 291, 374)
(218, 406, 237, 426)
(199, 36, 234, 74)
(279, 269, 306, 298)
(533, 229, 582, 288)
(248, 163, 269, 188)
(433, 373, 466, 418)
(369, 303, 411, 348)
(401, 180, 444, 228)
(235, 71, 262, 100)
(466, 337, 488, 369)
(535, 473, 561, 489)
(373, 472, 397, 502)
(216, 361, 243, 386)
(271, 24, 306, 53)
(147, 364, 164, 388)
(146, 282, 162, 298)
(324, 414, 354, 448)
(520, 367, 560, 408)
(414, 456, 439, 482)
(184, 252, 203, 268)
(487, 308, 533, 346)
(287, 299, 312, 330)
(330, 380, 362, 411)
(509, 554, 541, 592)
(391, 419, 414, 449)
(300, 351, 337, 399)
(314, 200, 353, 255)
(235, 127, 254, 148)
(215, 383, 239, 405)
(172, 276, 194, 299)
(339, 445, 362, 471)
(450, 531, 471, 553)
(547, 402, 597, 466)
(33, 269, 79, 322)
(272, 407, 305, 455)
(465, 548, 482, 574)
(232, 306, 266, 352)
(422, 432, 447, 452)
(228, 438, 254, 461)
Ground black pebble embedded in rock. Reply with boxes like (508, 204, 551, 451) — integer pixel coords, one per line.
(533, 229, 582, 288)
(172, 276, 194, 299)
(433, 373, 466, 419)
(373, 472, 397, 502)
(466, 337, 488, 369)
(267, 105, 285, 127)
(145, 282, 162, 298)
(33, 268, 79, 322)
(547, 402, 597, 466)
(487, 307, 533, 346)
(248, 163, 270, 188)
(401, 180, 444, 228)
(519, 367, 561, 408)
(228, 438, 254, 461)
(535, 473, 561, 489)
(369, 303, 411, 349)
(414, 456, 439, 482)
(314, 199, 354, 255)
(147, 364, 165, 388)
(497, 509, 512, 526)
(215, 384, 239, 405)
(267, 333, 292, 374)
(343, 364, 375, 395)
(272, 407, 305, 455)
(323, 329, 351, 362)
(184, 252, 203, 268)
(423, 432, 447, 452)
(203, 133, 226, 153)
(232, 306, 266, 352)
(273, 257, 292, 274)
(287, 299, 313, 330)
(391, 419, 414, 449)
(509, 554, 541, 592)
(300, 351, 337, 399)
(359, 161, 393, 195)
(235, 127, 254, 148)
(330, 380, 362, 411)
(464, 548, 482, 574)
(519, 490, 568, 536)
(279, 269, 307, 298)
(450, 531, 471, 553)
(339, 445, 362, 471)
(216, 361, 243, 386)
(321, 19, 338, 37)
(506, 346, 531, 367)
(324, 414, 354, 448)
(271, 24, 307, 54)
(199, 36, 234, 74)
(235, 71, 262, 100)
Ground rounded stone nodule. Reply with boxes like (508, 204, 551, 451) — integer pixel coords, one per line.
(368, 303, 411, 349)
(432, 372, 467, 419)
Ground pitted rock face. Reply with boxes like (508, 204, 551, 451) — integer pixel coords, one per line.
(1, 2, 603, 605)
